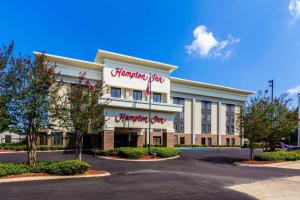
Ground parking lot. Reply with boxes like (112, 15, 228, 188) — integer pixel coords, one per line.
(0, 148, 299, 200)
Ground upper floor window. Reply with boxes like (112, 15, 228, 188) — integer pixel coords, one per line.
(173, 97, 184, 133)
(153, 93, 161, 103)
(133, 90, 142, 101)
(226, 104, 235, 134)
(111, 87, 121, 98)
(173, 97, 184, 105)
(201, 101, 211, 134)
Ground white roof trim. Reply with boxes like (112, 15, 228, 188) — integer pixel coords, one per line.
(170, 77, 255, 95)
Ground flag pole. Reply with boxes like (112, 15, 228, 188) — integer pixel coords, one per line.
(148, 73, 152, 151)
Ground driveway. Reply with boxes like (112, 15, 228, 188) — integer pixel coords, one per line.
(0, 149, 299, 200)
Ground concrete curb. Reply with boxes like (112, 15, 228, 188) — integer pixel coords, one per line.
(0, 172, 111, 183)
(234, 161, 300, 169)
(98, 155, 180, 162)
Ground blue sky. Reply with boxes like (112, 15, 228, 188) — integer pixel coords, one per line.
(1, 0, 300, 103)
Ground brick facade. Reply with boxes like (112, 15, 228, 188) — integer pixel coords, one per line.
(163, 132, 174, 148)
(102, 130, 114, 150)
(221, 135, 241, 146)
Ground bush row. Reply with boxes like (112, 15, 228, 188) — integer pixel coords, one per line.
(96, 147, 181, 159)
(254, 151, 300, 161)
(0, 145, 65, 151)
(0, 160, 91, 177)
(174, 144, 241, 148)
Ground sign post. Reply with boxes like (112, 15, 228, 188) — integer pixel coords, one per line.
(147, 73, 152, 151)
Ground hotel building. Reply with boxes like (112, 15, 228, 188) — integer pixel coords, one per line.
(34, 50, 254, 149)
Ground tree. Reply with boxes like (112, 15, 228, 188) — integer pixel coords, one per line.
(0, 43, 14, 132)
(238, 91, 298, 159)
(0, 42, 60, 166)
(237, 92, 267, 159)
(51, 72, 109, 161)
(262, 94, 297, 151)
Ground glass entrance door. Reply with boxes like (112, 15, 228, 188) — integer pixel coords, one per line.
(114, 133, 137, 148)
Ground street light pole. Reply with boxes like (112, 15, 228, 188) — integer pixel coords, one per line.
(268, 80, 274, 101)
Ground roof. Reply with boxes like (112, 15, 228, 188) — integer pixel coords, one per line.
(170, 77, 255, 95)
(95, 49, 178, 72)
(33, 52, 104, 71)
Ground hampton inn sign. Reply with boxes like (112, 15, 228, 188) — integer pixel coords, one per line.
(33, 49, 254, 149)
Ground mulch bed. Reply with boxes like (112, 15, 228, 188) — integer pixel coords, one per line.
(240, 160, 281, 165)
(0, 150, 16, 152)
(0, 170, 106, 179)
(106, 155, 162, 160)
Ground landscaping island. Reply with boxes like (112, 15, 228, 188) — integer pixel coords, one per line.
(0, 160, 95, 179)
(96, 147, 181, 160)
(238, 150, 300, 165)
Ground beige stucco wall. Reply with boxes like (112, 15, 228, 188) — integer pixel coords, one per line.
(184, 99, 192, 134)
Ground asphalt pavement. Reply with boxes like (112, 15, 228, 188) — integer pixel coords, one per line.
(0, 148, 299, 200)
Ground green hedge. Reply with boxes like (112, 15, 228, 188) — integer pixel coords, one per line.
(117, 147, 149, 159)
(254, 151, 300, 161)
(150, 147, 180, 158)
(96, 147, 180, 159)
(0, 144, 65, 151)
(174, 144, 241, 148)
(0, 160, 90, 177)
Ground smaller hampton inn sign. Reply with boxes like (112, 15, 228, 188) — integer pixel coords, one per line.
(115, 113, 167, 124)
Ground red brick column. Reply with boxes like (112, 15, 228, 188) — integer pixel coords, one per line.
(102, 130, 114, 150)
(137, 134, 145, 147)
(163, 132, 174, 148)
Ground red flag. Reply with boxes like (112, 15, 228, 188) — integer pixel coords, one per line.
(145, 74, 151, 96)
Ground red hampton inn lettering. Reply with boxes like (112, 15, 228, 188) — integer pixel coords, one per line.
(115, 113, 166, 124)
(111, 68, 165, 83)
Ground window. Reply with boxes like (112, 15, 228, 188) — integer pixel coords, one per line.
(111, 87, 121, 98)
(226, 138, 230, 146)
(153, 136, 161, 145)
(201, 138, 206, 145)
(5, 135, 11, 143)
(153, 93, 161, 103)
(39, 132, 47, 145)
(226, 104, 235, 134)
(173, 97, 184, 133)
(231, 138, 235, 146)
(180, 137, 185, 145)
(201, 101, 211, 134)
(52, 132, 63, 146)
(133, 90, 142, 101)
(207, 138, 212, 146)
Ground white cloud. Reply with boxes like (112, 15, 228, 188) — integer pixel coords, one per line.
(185, 25, 240, 58)
(287, 85, 300, 94)
(289, 0, 300, 24)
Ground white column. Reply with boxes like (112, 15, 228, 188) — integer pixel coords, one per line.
(192, 99, 196, 145)
(217, 102, 222, 145)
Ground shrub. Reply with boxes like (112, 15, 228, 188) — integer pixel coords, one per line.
(0, 160, 90, 177)
(254, 151, 300, 161)
(15, 145, 27, 151)
(46, 160, 91, 175)
(150, 147, 180, 158)
(117, 147, 148, 159)
(38, 145, 50, 151)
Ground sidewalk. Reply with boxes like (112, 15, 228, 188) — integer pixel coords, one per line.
(227, 176, 300, 200)
(237, 161, 300, 170)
